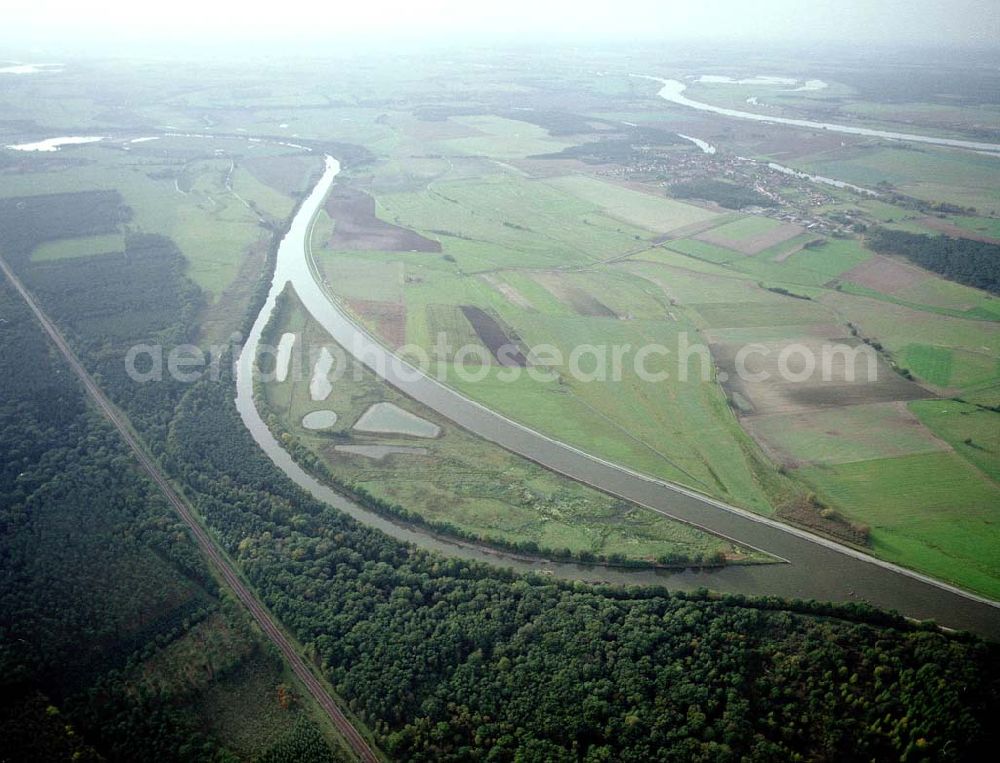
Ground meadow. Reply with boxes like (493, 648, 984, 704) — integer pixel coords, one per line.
(257, 289, 761, 566)
(797, 452, 1000, 599)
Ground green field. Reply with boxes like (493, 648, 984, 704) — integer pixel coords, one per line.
(375, 171, 650, 270)
(780, 238, 872, 281)
(31, 232, 125, 261)
(797, 452, 1000, 598)
(444, 115, 578, 158)
(946, 214, 1000, 239)
(663, 237, 745, 264)
(910, 399, 1000, 483)
(698, 214, 782, 241)
(257, 288, 764, 565)
(802, 145, 1000, 212)
(543, 174, 719, 233)
(818, 290, 998, 389)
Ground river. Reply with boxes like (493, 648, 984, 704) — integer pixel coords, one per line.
(636, 75, 1000, 155)
(234, 155, 1000, 638)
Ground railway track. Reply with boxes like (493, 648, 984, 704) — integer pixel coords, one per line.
(0, 256, 380, 763)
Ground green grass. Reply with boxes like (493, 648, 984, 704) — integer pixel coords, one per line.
(946, 215, 1000, 239)
(543, 174, 719, 234)
(693, 300, 833, 328)
(901, 344, 954, 387)
(314, 246, 406, 303)
(699, 215, 782, 241)
(910, 399, 1000, 483)
(780, 238, 872, 281)
(424, 303, 482, 348)
(445, 310, 786, 513)
(500, 270, 575, 315)
(893, 277, 999, 315)
(797, 452, 1000, 599)
(374, 172, 649, 270)
(231, 164, 295, 219)
(625, 257, 783, 305)
(31, 233, 125, 262)
(834, 280, 998, 323)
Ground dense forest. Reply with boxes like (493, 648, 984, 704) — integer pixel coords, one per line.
(0, 218, 345, 760)
(3, 186, 1000, 761)
(867, 227, 1000, 294)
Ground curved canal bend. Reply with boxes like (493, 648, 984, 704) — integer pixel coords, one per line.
(235, 156, 1000, 639)
(635, 75, 1000, 155)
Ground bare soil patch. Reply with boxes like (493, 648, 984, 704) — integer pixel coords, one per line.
(533, 272, 618, 317)
(841, 254, 928, 294)
(919, 216, 1000, 245)
(696, 222, 804, 255)
(711, 336, 933, 416)
(325, 185, 441, 252)
(347, 298, 407, 348)
(460, 305, 527, 366)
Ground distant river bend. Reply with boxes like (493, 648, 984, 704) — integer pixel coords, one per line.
(637, 75, 1000, 155)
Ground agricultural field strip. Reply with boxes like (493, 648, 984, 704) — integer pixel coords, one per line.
(658, 238, 999, 336)
(0, 255, 381, 763)
(302, 179, 1000, 611)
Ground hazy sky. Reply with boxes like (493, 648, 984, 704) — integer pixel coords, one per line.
(3, 0, 998, 52)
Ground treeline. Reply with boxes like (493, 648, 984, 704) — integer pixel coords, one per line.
(7, 177, 1000, 761)
(669, 179, 778, 210)
(867, 227, 1000, 295)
